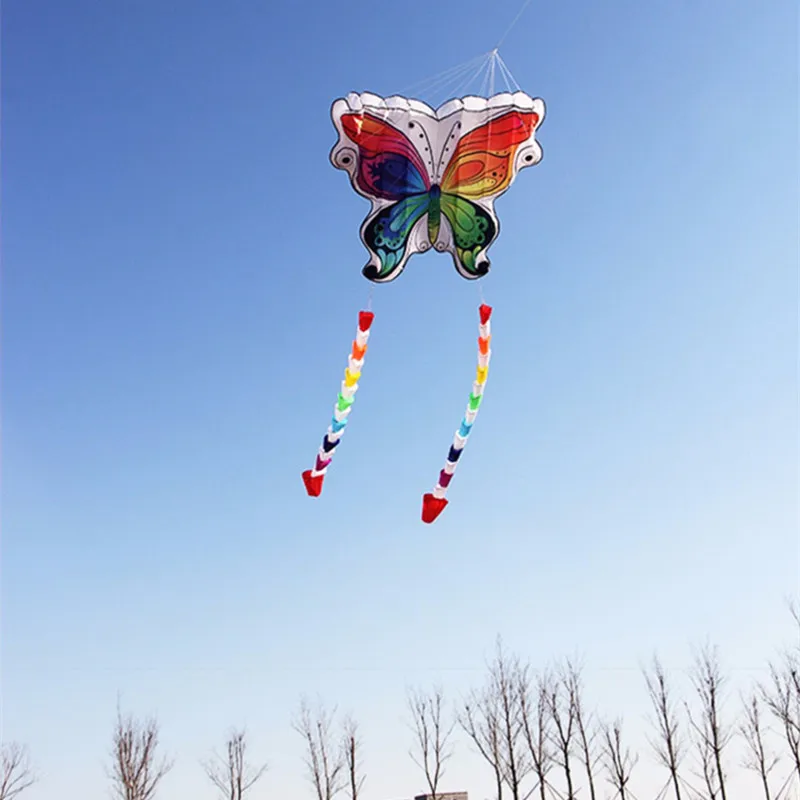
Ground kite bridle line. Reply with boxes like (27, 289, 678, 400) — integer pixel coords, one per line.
(394, 49, 523, 111)
(392, 0, 532, 105)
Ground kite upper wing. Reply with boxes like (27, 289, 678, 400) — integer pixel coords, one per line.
(330, 91, 545, 282)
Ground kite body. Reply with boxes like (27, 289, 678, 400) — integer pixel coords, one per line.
(330, 92, 545, 282)
(302, 90, 546, 523)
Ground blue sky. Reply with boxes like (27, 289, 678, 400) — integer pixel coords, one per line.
(2, 0, 797, 797)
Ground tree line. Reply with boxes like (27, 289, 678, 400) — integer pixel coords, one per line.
(3, 609, 799, 800)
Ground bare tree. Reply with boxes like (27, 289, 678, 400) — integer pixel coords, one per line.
(293, 697, 346, 800)
(461, 639, 531, 800)
(643, 655, 686, 800)
(520, 670, 554, 800)
(763, 657, 800, 783)
(110, 706, 173, 800)
(547, 662, 578, 800)
(203, 728, 268, 800)
(685, 644, 732, 800)
(495, 643, 533, 800)
(741, 690, 780, 800)
(342, 715, 365, 800)
(563, 659, 600, 800)
(407, 685, 455, 800)
(0, 743, 35, 800)
(460, 682, 505, 800)
(762, 605, 800, 784)
(496, 640, 531, 800)
(600, 718, 638, 800)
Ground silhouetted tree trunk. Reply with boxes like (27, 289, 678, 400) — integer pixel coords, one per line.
(762, 605, 800, 785)
(600, 718, 638, 800)
(520, 670, 554, 800)
(643, 655, 686, 800)
(293, 698, 346, 800)
(461, 639, 532, 800)
(109, 706, 173, 800)
(683, 644, 731, 800)
(202, 729, 267, 800)
(763, 662, 800, 783)
(564, 659, 599, 800)
(460, 686, 504, 800)
(741, 690, 779, 800)
(408, 685, 455, 800)
(494, 644, 532, 800)
(547, 662, 577, 800)
(342, 715, 365, 800)
(0, 743, 35, 800)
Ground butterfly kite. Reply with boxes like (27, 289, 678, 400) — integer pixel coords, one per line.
(302, 89, 546, 523)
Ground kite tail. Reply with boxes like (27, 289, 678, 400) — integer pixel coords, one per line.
(302, 309, 374, 498)
(421, 303, 492, 524)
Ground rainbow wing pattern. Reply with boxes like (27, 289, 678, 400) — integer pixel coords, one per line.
(330, 92, 545, 282)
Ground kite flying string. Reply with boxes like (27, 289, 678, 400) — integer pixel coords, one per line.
(495, 0, 535, 50)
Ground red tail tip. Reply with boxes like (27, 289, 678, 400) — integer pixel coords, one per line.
(302, 469, 325, 497)
(479, 304, 493, 325)
(422, 493, 449, 524)
(358, 311, 375, 331)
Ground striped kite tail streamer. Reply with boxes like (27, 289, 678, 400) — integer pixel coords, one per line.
(302, 309, 374, 498)
(421, 303, 493, 524)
